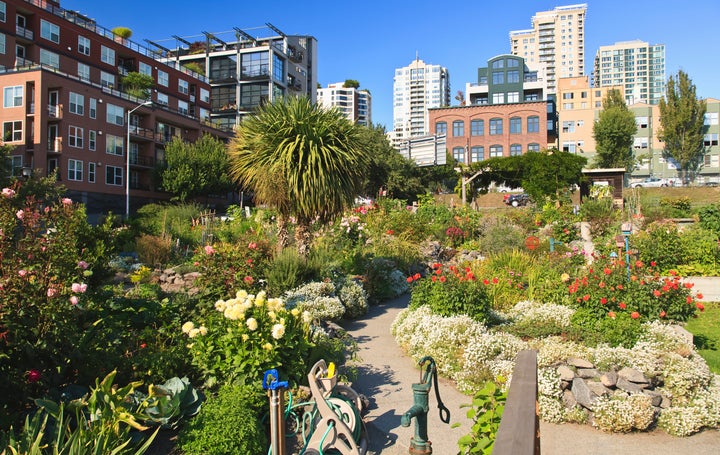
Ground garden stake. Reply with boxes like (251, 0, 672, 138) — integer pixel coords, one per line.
(263, 369, 288, 455)
(400, 356, 450, 454)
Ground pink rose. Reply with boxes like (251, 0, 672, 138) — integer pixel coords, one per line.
(18, 270, 27, 277)
(16, 210, 24, 220)
(77, 261, 89, 269)
(2, 188, 15, 198)
(69, 296, 79, 305)
(27, 369, 41, 383)
(62, 198, 72, 205)
(47, 287, 57, 298)
(71, 283, 87, 293)
(204, 245, 215, 255)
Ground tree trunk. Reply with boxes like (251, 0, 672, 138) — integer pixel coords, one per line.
(294, 220, 312, 257)
(277, 216, 290, 251)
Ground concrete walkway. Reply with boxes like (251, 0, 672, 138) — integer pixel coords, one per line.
(341, 278, 720, 454)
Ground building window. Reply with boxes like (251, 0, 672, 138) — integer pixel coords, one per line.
(39, 49, 59, 68)
(89, 98, 97, 119)
(106, 104, 124, 126)
(563, 92, 574, 99)
(3, 120, 21, 141)
(69, 92, 84, 115)
(106, 165, 123, 186)
(471, 119, 484, 136)
(3, 85, 22, 107)
(178, 79, 189, 95)
(562, 142, 577, 153)
(507, 92, 519, 103)
(158, 70, 169, 87)
(178, 100, 189, 115)
(507, 70, 520, 83)
(492, 93, 505, 104)
(562, 121, 575, 133)
(492, 72, 504, 84)
(635, 116, 649, 128)
(68, 159, 83, 181)
(88, 162, 96, 183)
(527, 116, 540, 133)
(452, 120, 464, 137)
(272, 54, 284, 82)
(562, 102, 573, 110)
(100, 71, 115, 88)
(78, 62, 90, 81)
(139, 61, 152, 77)
(156, 92, 169, 106)
(200, 88, 210, 103)
(0, 2, 5, 22)
(105, 134, 124, 156)
(489, 145, 503, 157)
(470, 146, 484, 162)
(40, 19, 60, 43)
(453, 146, 465, 163)
(78, 36, 90, 55)
(89, 130, 96, 151)
(704, 134, 719, 146)
(510, 144, 522, 156)
(527, 143, 540, 152)
(0, 32, 6, 55)
(510, 117, 522, 134)
(490, 118, 503, 135)
(241, 52, 269, 78)
(491, 59, 504, 69)
(100, 45, 115, 65)
(704, 113, 718, 126)
(435, 121, 447, 135)
(68, 126, 83, 148)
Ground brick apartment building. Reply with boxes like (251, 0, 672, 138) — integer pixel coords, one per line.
(0, 0, 231, 215)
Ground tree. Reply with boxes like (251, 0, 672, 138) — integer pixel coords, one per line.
(160, 134, 232, 202)
(343, 79, 360, 88)
(121, 72, 154, 100)
(0, 143, 13, 187)
(659, 70, 707, 183)
(228, 97, 370, 255)
(592, 89, 637, 170)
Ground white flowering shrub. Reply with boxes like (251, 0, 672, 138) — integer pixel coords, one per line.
(590, 342, 661, 376)
(537, 367, 563, 399)
(529, 336, 590, 368)
(639, 321, 695, 356)
(538, 395, 566, 423)
(659, 353, 713, 405)
(592, 394, 654, 432)
(657, 405, 707, 437)
(387, 269, 410, 297)
(298, 296, 345, 322)
(338, 279, 369, 319)
(284, 281, 336, 308)
(507, 300, 575, 328)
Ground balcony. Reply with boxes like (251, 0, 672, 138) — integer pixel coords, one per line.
(47, 137, 62, 153)
(16, 25, 34, 41)
(288, 47, 304, 63)
(130, 154, 156, 168)
(48, 104, 63, 119)
(128, 125, 155, 141)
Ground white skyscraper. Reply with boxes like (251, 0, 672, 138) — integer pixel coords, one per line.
(317, 82, 372, 126)
(391, 58, 450, 146)
(510, 4, 587, 95)
(593, 40, 666, 105)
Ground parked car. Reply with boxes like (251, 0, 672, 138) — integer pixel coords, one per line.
(503, 193, 530, 207)
(630, 177, 670, 188)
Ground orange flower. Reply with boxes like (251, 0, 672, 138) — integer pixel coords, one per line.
(440, 276, 447, 283)
(619, 302, 627, 309)
(600, 297, 608, 305)
(630, 275, 637, 281)
(431, 276, 437, 282)
(603, 268, 612, 275)
(631, 311, 640, 319)
(599, 282, 606, 288)
(659, 311, 666, 318)
(696, 303, 705, 311)
(697, 293, 704, 300)
(608, 311, 616, 319)
(653, 290, 662, 297)
(406, 277, 413, 283)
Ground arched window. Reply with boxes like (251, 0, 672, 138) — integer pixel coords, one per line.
(510, 144, 522, 156)
(435, 121, 447, 135)
(489, 145, 503, 157)
(510, 117, 522, 134)
(490, 118, 503, 135)
(452, 120, 464, 137)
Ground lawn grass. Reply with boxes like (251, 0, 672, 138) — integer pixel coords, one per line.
(685, 302, 720, 374)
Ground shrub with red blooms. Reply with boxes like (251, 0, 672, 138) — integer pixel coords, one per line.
(567, 257, 701, 323)
(408, 263, 490, 322)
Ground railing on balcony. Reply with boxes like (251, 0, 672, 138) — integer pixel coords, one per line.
(128, 125, 155, 141)
(16, 25, 34, 40)
(130, 155, 156, 167)
(47, 138, 62, 153)
(48, 104, 62, 118)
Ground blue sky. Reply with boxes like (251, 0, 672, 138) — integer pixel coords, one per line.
(63, 0, 720, 129)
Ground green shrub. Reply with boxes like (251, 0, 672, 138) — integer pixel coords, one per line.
(579, 198, 619, 238)
(659, 196, 692, 216)
(135, 234, 173, 267)
(479, 219, 526, 255)
(338, 278, 369, 319)
(133, 203, 204, 249)
(409, 264, 491, 322)
(568, 307, 644, 348)
(362, 257, 410, 304)
(457, 380, 507, 455)
(265, 247, 311, 296)
(698, 203, 720, 238)
(179, 383, 266, 455)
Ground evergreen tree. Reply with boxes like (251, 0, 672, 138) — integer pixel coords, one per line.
(658, 70, 707, 184)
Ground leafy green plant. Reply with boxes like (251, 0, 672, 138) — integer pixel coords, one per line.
(698, 203, 720, 239)
(178, 383, 266, 455)
(409, 263, 491, 322)
(456, 380, 507, 455)
(141, 377, 202, 429)
(265, 247, 314, 296)
(579, 197, 619, 238)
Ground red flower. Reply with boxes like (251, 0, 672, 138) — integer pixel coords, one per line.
(413, 273, 421, 280)
(650, 261, 656, 267)
(635, 260, 644, 268)
(599, 282, 606, 288)
(439, 276, 447, 283)
(491, 277, 499, 284)
(244, 276, 254, 284)
(659, 311, 666, 318)
(483, 279, 490, 285)
(653, 290, 661, 297)
(466, 272, 475, 281)
(616, 284, 623, 290)
(603, 268, 612, 275)
(684, 282, 694, 289)
(630, 275, 637, 281)
(630, 311, 640, 319)
(582, 294, 590, 301)
(140, 342, 147, 349)
(619, 302, 627, 309)
(406, 277, 413, 283)
(431, 276, 437, 282)
(697, 293, 704, 300)
(696, 303, 705, 311)
(687, 296, 694, 304)
(669, 270, 677, 276)
(432, 263, 441, 269)
(608, 311, 616, 319)
(435, 269, 442, 275)
(27, 369, 41, 383)
(600, 297, 608, 305)
(386, 229, 394, 235)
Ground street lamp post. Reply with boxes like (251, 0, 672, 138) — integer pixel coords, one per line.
(126, 101, 152, 218)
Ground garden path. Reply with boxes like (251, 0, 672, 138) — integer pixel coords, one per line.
(343, 286, 720, 455)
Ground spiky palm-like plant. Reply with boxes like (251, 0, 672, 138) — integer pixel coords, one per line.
(228, 96, 369, 255)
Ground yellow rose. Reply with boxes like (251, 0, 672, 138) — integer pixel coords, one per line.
(181, 321, 195, 334)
